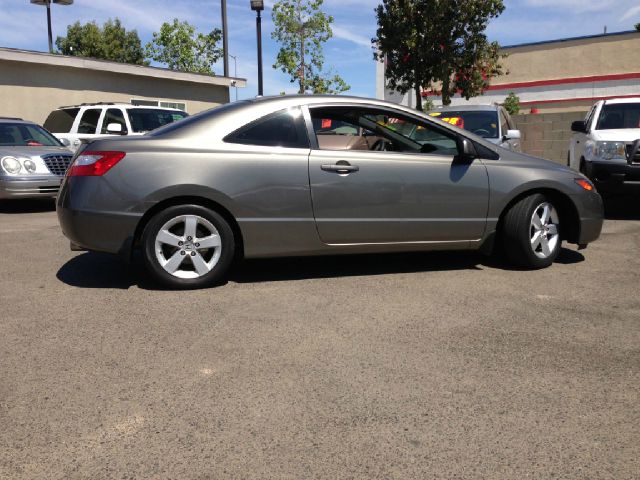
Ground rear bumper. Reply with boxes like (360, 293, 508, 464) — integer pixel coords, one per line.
(56, 177, 142, 256)
(57, 204, 141, 255)
(0, 176, 62, 199)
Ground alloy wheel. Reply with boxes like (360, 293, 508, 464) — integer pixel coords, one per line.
(154, 214, 222, 279)
(529, 202, 560, 259)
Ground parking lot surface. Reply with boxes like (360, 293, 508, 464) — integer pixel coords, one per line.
(1, 198, 638, 479)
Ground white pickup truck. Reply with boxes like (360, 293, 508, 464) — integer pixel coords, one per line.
(568, 98, 640, 192)
(43, 103, 188, 152)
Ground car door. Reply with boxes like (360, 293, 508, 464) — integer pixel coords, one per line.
(502, 108, 521, 152)
(570, 103, 597, 169)
(72, 108, 106, 145)
(306, 105, 490, 245)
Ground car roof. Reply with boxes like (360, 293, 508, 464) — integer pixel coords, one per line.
(0, 117, 34, 125)
(56, 103, 184, 111)
(603, 97, 640, 105)
(430, 104, 500, 112)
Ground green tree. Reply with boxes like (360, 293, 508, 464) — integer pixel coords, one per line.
(635, 22, 640, 31)
(271, 0, 349, 94)
(146, 19, 222, 74)
(56, 18, 147, 65)
(374, 0, 506, 110)
(503, 91, 520, 115)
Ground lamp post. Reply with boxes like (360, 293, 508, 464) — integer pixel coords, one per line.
(250, 0, 264, 96)
(30, 0, 74, 54)
(221, 0, 229, 77)
(228, 54, 238, 101)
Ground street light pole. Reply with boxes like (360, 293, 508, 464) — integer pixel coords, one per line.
(221, 0, 229, 77)
(30, 0, 74, 54)
(250, 0, 264, 96)
(229, 54, 238, 101)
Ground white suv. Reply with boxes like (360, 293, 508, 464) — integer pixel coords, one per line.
(43, 103, 188, 151)
(568, 98, 640, 191)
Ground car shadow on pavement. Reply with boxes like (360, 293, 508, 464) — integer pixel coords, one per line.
(0, 198, 56, 213)
(57, 250, 486, 289)
(57, 247, 585, 290)
(603, 194, 640, 220)
(56, 252, 141, 290)
(230, 251, 484, 283)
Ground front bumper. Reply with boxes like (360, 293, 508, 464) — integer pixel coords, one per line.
(0, 175, 62, 199)
(585, 161, 640, 192)
(569, 190, 603, 246)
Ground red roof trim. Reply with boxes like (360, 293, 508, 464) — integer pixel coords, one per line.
(486, 72, 640, 91)
(520, 93, 640, 106)
(422, 72, 640, 97)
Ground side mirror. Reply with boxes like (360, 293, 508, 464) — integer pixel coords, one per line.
(571, 120, 587, 133)
(456, 138, 477, 162)
(503, 129, 521, 141)
(59, 138, 71, 147)
(106, 123, 124, 134)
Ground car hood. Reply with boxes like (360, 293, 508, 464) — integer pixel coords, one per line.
(502, 149, 574, 173)
(0, 146, 72, 158)
(591, 129, 640, 142)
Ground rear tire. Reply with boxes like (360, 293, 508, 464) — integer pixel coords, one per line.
(142, 204, 235, 289)
(502, 193, 561, 269)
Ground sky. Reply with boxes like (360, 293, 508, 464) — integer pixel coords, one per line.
(0, 0, 638, 100)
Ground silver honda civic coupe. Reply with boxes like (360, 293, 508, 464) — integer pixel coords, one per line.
(57, 95, 603, 289)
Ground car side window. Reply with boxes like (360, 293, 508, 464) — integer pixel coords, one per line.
(101, 109, 128, 134)
(77, 109, 101, 134)
(499, 110, 509, 138)
(503, 108, 515, 130)
(584, 105, 597, 131)
(225, 107, 308, 148)
(309, 106, 458, 156)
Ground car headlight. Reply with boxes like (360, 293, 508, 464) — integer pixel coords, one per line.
(589, 141, 626, 161)
(1, 156, 22, 174)
(23, 159, 36, 173)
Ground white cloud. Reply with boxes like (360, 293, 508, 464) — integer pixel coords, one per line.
(331, 24, 372, 48)
(621, 4, 640, 21)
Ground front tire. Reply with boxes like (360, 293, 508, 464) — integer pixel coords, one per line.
(502, 194, 561, 269)
(142, 204, 235, 289)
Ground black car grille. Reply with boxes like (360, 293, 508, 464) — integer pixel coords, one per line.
(42, 154, 73, 176)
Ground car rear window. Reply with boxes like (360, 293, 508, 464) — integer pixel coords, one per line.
(596, 103, 640, 130)
(225, 108, 309, 149)
(430, 110, 499, 138)
(43, 108, 79, 133)
(128, 108, 188, 133)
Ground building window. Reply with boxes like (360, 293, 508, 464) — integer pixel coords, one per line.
(160, 101, 187, 112)
(131, 99, 187, 112)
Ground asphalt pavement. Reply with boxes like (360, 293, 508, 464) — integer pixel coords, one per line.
(0, 197, 638, 479)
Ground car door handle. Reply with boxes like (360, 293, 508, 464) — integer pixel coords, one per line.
(321, 163, 359, 174)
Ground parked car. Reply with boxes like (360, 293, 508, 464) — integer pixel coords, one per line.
(57, 95, 603, 289)
(43, 102, 189, 152)
(568, 98, 640, 191)
(0, 117, 73, 199)
(428, 104, 522, 152)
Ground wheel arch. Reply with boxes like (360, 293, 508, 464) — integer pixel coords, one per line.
(496, 188, 580, 244)
(133, 195, 245, 259)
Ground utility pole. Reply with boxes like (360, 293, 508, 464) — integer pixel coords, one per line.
(221, 0, 229, 77)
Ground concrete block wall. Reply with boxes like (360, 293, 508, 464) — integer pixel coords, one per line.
(512, 111, 587, 165)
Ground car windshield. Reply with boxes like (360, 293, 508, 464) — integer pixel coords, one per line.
(0, 123, 62, 147)
(595, 103, 640, 130)
(429, 110, 499, 138)
(128, 109, 188, 133)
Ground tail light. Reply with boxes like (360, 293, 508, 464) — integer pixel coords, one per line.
(67, 151, 126, 176)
